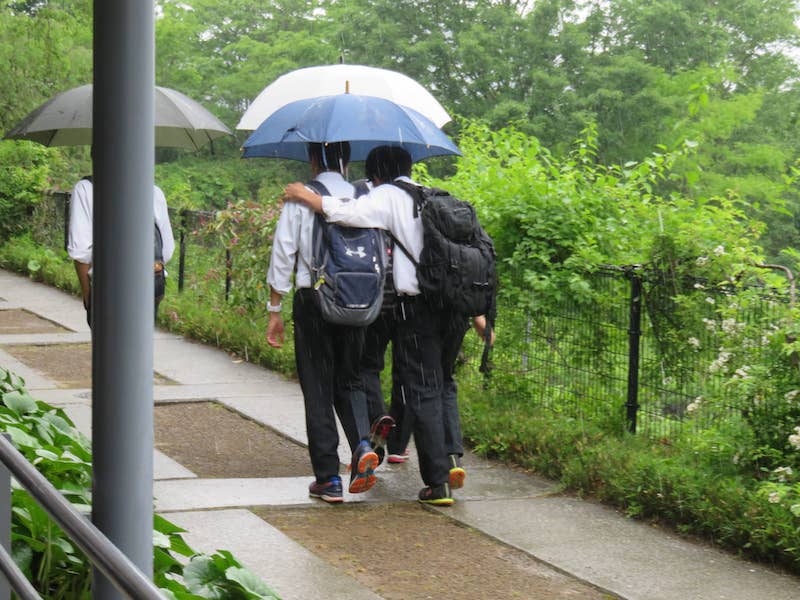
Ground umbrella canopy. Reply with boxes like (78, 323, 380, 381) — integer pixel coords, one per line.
(241, 94, 460, 163)
(4, 84, 232, 149)
(237, 64, 451, 130)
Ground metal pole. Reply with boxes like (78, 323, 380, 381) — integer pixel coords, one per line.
(0, 437, 163, 600)
(178, 209, 187, 292)
(625, 270, 643, 434)
(93, 2, 155, 598)
(0, 434, 9, 600)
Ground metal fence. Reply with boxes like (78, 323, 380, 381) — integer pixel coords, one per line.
(454, 265, 792, 439)
(33, 192, 793, 439)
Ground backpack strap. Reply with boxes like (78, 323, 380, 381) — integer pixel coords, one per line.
(352, 178, 371, 198)
(305, 179, 331, 197)
(390, 179, 425, 219)
(384, 230, 417, 269)
(385, 180, 424, 266)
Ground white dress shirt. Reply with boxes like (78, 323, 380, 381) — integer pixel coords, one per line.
(67, 179, 175, 274)
(321, 175, 422, 296)
(267, 171, 355, 295)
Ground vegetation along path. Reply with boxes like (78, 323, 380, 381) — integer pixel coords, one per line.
(2, 270, 800, 599)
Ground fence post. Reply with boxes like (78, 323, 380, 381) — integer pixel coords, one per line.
(63, 193, 71, 253)
(225, 249, 232, 302)
(625, 269, 642, 433)
(0, 434, 9, 600)
(178, 209, 187, 292)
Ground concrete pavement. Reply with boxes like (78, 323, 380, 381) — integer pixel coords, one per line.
(2, 268, 799, 600)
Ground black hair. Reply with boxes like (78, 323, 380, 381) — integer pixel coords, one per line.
(365, 145, 412, 183)
(307, 142, 351, 173)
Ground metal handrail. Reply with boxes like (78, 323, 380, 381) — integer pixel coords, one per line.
(0, 435, 165, 599)
(0, 544, 40, 600)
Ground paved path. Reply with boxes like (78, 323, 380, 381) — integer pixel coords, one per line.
(2, 269, 800, 600)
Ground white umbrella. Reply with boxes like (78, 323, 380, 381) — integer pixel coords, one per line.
(4, 84, 232, 149)
(236, 64, 451, 131)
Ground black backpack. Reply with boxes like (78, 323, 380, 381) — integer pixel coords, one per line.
(390, 180, 497, 371)
(306, 180, 385, 327)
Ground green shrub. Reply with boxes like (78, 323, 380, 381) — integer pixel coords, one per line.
(0, 143, 61, 242)
(0, 366, 280, 599)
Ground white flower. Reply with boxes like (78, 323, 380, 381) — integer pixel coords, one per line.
(705, 297, 716, 305)
(713, 245, 726, 256)
(688, 337, 701, 348)
(721, 318, 738, 334)
(709, 351, 731, 373)
(768, 491, 781, 504)
(789, 428, 800, 451)
(773, 466, 794, 482)
(733, 366, 750, 378)
(686, 397, 703, 414)
(696, 256, 708, 266)
(785, 390, 799, 402)
(702, 318, 716, 332)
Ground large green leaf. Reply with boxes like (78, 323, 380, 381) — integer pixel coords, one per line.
(183, 556, 227, 599)
(2, 390, 38, 414)
(225, 566, 278, 599)
(4, 426, 40, 449)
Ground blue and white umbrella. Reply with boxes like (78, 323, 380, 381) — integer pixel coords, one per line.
(241, 93, 460, 162)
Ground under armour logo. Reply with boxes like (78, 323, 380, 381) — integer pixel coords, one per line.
(345, 246, 367, 258)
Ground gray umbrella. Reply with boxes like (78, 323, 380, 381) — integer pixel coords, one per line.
(4, 84, 231, 149)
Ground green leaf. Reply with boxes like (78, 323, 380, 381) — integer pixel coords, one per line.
(183, 556, 226, 599)
(2, 390, 38, 414)
(225, 566, 277, 599)
(153, 530, 172, 549)
(5, 426, 40, 449)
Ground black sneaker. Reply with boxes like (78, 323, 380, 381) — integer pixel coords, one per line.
(309, 476, 343, 503)
(448, 454, 466, 490)
(349, 440, 379, 494)
(368, 415, 395, 466)
(418, 482, 453, 506)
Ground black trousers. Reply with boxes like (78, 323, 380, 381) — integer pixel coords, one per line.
(391, 295, 468, 487)
(362, 303, 469, 458)
(292, 288, 369, 482)
(361, 307, 400, 425)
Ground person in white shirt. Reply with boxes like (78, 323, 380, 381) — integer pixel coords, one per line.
(266, 141, 379, 504)
(67, 175, 175, 326)
(283, 145, 478, 506)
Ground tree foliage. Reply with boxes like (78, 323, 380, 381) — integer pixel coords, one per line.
(0, 0, 799, 259)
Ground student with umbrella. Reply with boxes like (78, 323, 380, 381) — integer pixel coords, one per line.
(67, 161, 174, 325)
(284, 145, 460, 506)
(265, 141, 382, 503)
(4, 84, 231, 325)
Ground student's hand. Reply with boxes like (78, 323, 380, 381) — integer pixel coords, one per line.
(472, 315, 496, 346)
(266, 313, 285, 348)
(283, 182, 322, 212)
